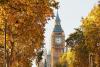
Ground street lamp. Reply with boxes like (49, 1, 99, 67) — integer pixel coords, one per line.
(89, 53, 94, 67)
(95, 43, 100, 67)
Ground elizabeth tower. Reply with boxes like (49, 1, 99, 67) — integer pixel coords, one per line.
(51, 10, 65, 67)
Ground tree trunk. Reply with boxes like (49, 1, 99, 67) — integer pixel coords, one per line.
(6, 41, 14, 67)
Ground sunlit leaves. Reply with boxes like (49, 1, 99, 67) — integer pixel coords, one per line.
(82, 4, 100, 52)
(81, 3, 100, 66)
(0, 0, 56, 66)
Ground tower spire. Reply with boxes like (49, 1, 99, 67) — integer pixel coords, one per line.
(53, 8, 63, 32)
(55, 9, 61, 25)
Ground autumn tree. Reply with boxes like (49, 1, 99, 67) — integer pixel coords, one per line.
(0, 0, 57, 67)
(65, 28, 89, 67)
(82, 2, 100, 66)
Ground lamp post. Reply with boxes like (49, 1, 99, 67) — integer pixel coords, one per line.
(89, 53, 94, 67)
(95, 43, 100, 67)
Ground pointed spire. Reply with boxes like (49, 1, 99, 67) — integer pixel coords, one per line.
(53, 8, 63, 32)
(55, 9, 61, 25)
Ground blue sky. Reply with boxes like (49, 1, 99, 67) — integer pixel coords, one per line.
(44, 0, 98, 53)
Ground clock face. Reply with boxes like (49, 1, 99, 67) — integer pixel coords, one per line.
(55, 37, 62, 44)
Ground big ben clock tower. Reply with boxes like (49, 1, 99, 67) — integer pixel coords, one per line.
(51, 9, 65, 67)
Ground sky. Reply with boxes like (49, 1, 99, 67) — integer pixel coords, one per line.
(32, 0, 98, 67)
